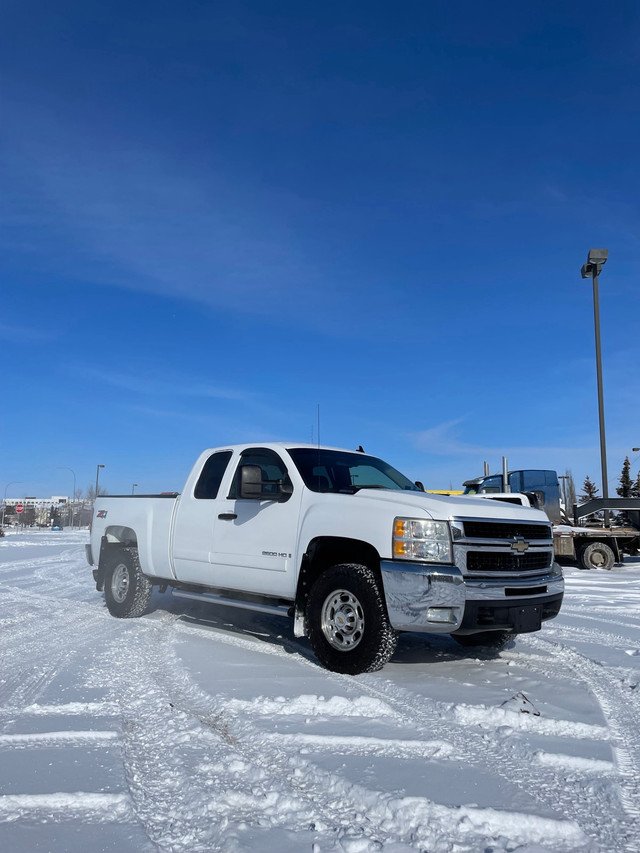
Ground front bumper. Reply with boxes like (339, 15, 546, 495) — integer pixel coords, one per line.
(380, 559, 564, 634)
(85, 543, 94, 566)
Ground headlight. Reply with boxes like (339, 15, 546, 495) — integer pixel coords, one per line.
(393, 518, 452, 563)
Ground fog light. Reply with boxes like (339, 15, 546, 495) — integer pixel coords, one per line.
(427, 607, 457, 624)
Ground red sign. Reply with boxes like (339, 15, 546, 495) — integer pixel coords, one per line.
(15, 504, 24, 513)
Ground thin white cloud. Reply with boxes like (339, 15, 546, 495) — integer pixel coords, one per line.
(0, 322, 57, 343)
(77, 366, 251, 402)
(410, 418, 592, 458)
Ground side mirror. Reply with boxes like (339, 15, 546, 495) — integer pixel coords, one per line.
(240, 465, 263, 499)
(415, 481, 424, 491)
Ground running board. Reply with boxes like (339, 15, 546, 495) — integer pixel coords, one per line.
(171, 589, 292, 618)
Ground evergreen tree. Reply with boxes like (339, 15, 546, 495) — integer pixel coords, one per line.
(616, 457, 634, 498)
(633, 472, 640, 499)
(580, 475, 599, 503)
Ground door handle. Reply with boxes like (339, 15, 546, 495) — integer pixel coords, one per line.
(218, 513, 237, 520)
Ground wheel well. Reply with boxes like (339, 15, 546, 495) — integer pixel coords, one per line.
(103, 525, 138, 548)
(293, 537, 381, 634)
(95, 529, 138, 590)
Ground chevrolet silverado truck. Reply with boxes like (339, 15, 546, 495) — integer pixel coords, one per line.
(86, 443, 564, 674)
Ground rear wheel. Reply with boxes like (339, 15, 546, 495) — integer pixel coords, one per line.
(103, 548, 152, 618)
(305, 564, 398, 675)
(579, 541, 615, 571)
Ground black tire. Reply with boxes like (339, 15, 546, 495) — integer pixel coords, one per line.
(453, 631, 511, 649)
(579, 541, 615, 571)
(103, 547, 152, 618)
(305, 564, 398, 675)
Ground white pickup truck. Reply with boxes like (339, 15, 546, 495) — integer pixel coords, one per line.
(87, 443, 564, 674)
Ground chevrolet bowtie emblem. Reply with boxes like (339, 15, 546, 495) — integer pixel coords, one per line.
(511, 537, 529, 554)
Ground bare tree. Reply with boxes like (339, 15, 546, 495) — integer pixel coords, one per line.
(85, 485, 109, 502)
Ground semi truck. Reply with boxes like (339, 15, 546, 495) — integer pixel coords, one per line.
(86, 443, 564, 674)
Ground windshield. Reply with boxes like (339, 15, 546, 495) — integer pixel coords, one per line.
(288, 448, 421, 493)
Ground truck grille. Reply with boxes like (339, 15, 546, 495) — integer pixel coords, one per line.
(462, 521, 551, 540)
(466, 552, 553, 573)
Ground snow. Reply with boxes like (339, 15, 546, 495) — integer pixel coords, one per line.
(1, 529, 639, 852)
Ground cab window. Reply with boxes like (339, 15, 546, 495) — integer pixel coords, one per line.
(194, 451, 233, 499)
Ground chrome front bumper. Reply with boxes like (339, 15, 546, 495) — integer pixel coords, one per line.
(380, 560, 564, 633)
(380, 561, 466, 632)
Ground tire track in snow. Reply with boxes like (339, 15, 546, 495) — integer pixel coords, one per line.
(516, 633, 640, 844)
(0, 584, 116, 708)
(160, 616, 609, 851)
(106, 617, 587, 853)
(168, 612, 640, 851)
(2, 540, 635, 851)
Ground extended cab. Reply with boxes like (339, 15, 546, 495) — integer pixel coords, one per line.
(87, 444, 564, 673)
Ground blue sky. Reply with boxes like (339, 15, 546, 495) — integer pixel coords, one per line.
(2, 0, 639, 500)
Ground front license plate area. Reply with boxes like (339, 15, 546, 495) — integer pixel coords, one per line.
(512, 605, 542, 633)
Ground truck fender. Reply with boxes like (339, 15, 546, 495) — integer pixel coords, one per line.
(96, 528, 139, 590)
(293, 536, 382, 638)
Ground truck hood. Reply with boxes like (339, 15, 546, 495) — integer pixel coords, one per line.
(352, 488, 549, 522)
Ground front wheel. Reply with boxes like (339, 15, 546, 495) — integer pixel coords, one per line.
(579, 541, 615, 571)
(103, 547, 152, 618)
(305, 564, 398, 675)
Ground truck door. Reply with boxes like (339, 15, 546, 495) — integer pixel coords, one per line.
(172, 450, 233, 582)
(209, 447, 301, 598)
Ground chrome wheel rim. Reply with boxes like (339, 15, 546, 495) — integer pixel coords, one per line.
(111, 564, 130, 603)
(321, 589, 364, 651)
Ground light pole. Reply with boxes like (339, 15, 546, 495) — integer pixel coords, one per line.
(95, 464, 105, 501)
(2, 481, 24, 528)
(581, 248, 609, 524)
(132, 483, 138, 495)
(57, 467, 76, 528)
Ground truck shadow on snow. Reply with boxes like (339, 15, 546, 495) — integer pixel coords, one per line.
(143, 588, 511, 669)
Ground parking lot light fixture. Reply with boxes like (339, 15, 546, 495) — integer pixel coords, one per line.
(580, 249, 609, 522)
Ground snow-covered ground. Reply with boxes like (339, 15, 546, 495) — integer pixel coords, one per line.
(1, 529, 639, 853)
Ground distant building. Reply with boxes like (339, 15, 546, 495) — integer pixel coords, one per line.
(3, 496, 70, 509)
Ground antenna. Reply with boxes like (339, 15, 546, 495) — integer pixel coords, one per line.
(317, 404, 320, 447)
